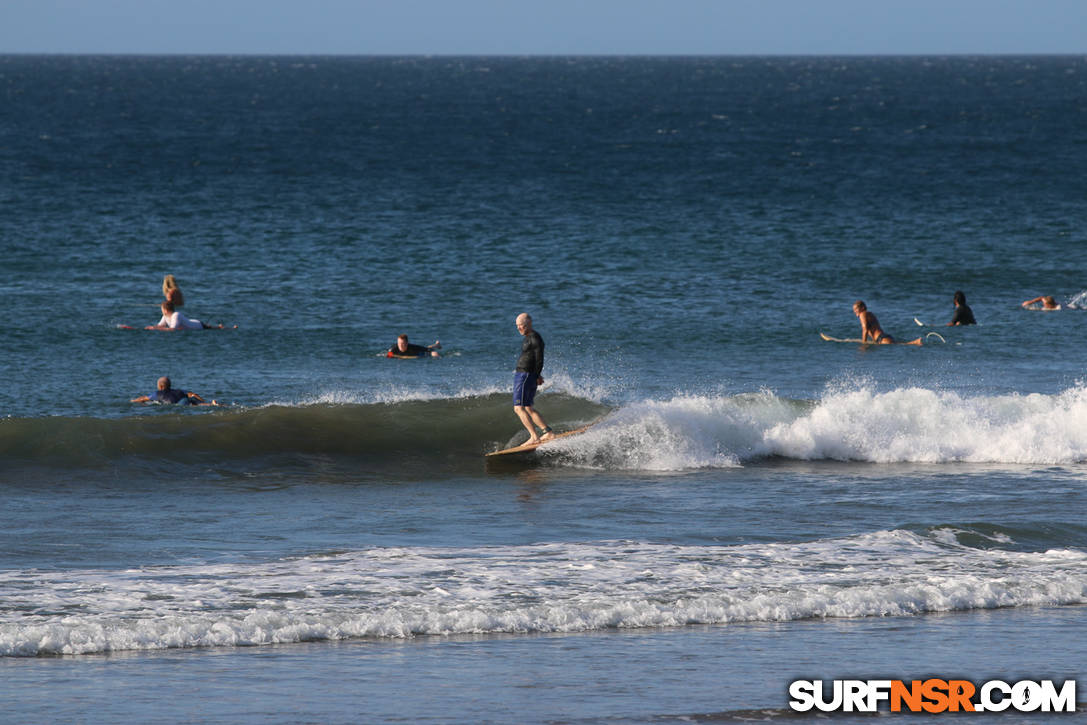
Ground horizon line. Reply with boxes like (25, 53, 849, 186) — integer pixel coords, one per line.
(2, 51, 1085, 58)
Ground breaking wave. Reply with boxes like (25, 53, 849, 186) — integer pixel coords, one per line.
(6, 384, 1087, 473)
(3, 527, 1084, 656)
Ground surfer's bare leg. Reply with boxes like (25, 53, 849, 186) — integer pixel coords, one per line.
(515, 406, 541, 443)
(527, 407, 553, 440)
(515, 406, 552, 443)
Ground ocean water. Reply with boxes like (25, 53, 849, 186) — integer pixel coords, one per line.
(2, 54, 1086, 722)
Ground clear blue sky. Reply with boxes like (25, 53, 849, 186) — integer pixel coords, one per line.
(2, 0, 1085, 55)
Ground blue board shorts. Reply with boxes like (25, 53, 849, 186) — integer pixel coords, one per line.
(513, 372, 539, 407)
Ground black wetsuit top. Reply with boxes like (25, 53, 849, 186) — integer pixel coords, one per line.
(152, 388, 188, 404)
(390, 343, 429, 357)
(950, 304, 977, 325)
(516, 330, 545, 375)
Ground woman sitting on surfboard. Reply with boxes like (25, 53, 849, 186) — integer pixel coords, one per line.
(853, 300, 921, 345)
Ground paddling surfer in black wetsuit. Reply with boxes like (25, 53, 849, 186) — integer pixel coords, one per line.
(387, 334, 441, 358)
(513, 312, 553, 444)
(131, 376, 220, 406)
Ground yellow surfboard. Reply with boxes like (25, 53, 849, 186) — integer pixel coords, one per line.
(485, 423, 597, 457)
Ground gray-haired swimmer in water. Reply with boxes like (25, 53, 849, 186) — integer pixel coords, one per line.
(131, 376, 222, 406)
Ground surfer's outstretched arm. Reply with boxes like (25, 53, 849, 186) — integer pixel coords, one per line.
(186, 392, 222, 406)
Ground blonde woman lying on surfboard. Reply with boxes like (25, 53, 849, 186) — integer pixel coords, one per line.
(146, 301, 225, 330)
(853, 300, 922, 345)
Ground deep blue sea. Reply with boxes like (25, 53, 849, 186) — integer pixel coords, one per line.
(2, 55, 1086, 722)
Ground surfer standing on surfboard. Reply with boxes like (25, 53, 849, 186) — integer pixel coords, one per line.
(513, 312, 554, 445)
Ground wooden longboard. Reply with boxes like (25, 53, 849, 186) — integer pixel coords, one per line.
(485, 423, 596, 457)
(820, 332, 923, 346)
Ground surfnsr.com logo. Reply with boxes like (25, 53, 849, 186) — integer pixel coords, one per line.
(789, 679, 1078, 713)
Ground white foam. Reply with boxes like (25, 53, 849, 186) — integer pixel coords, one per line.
(539, 384, 1087, 470)
(1065, 289, 1087, 308)
(542, 390, 794, 470)
(536, 369, 614, 405)
(764, 385, 1087, 465)
(2, 531, 1083, 656)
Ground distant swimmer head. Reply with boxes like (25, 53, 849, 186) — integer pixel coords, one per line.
(953, 290, 966, 305)
(852, 300, 867, 315)
(397, 334, 409, 352)
(161, 300, 175, 314)
(1044, 296, 1058, 308)
(516, 312, 532, 333)
(157, 376, 171, 391)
